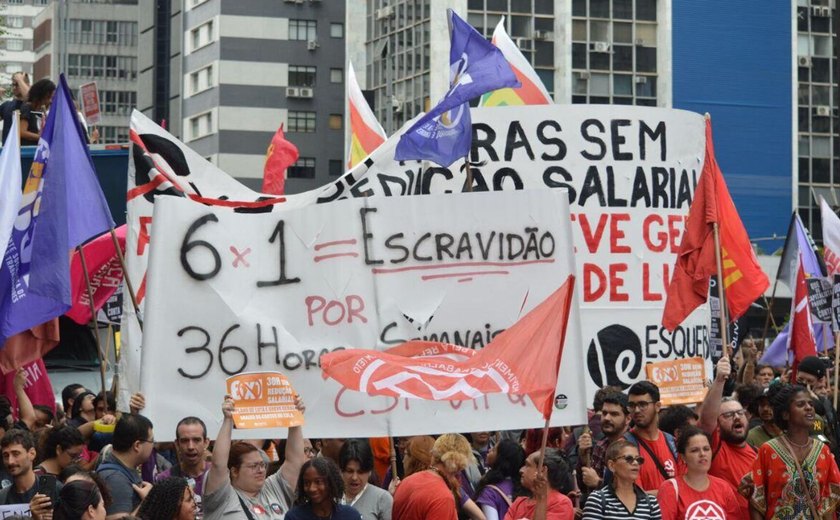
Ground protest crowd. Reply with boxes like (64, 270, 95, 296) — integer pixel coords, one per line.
(5, 7, 840, 520)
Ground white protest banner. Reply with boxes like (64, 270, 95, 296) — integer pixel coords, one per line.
(0, 504, 30, 517)
(125, 105, 710, 412)
(79, 82, 100, 125)
(140, 190, 584, 440)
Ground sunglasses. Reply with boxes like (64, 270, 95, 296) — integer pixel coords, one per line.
(614, 455, 645, 465)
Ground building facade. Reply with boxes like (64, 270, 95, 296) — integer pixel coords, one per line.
(0, 0, 50, 88)
(32, 0, 139, 144)
(144, 0, 346, 193)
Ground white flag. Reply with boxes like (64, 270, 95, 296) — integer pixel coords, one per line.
(0, 115, 22, 261)
(821, 196, 840, 276)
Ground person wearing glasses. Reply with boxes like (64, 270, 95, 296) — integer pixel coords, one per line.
(582, 440, 661, 519)
(656, 427, 740, 519)
(35, 425, 86, 478)
(204, 395, 306, 519)
(698, 356, 758, 518)
(96, 413, 155, 518)
(625, 381, 677, 495)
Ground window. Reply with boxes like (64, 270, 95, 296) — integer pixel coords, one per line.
(330, 23, 344, 38)
(289, 20, 317, 41)
(100, 91, 137, 116)
(99, 126, 129, 144)
(5, 39, 24, 51)
(189, 65, 214, 94)
(188, 0, 210, 8)
(6, 17, 24, 29)
(68, 54, 137, 79)
(188, 111, 214, 141)
(329, 160, 343, 176)
(288, 65, 316, 87)
(190, 20, 214, 52)
(328, 114, 342, 130)
(4, 63, 21, 73)
(288, 158, 316, 179)
(287, 111, 316, 132)
(6, 0, 24, 5)
(330, 68, 343, 83)
(68, 20, 137, 46)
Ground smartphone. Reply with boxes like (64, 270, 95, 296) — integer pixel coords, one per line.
(37, 474, 57, 505)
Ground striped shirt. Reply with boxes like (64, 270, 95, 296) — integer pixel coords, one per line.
(582, 485, 661, 520)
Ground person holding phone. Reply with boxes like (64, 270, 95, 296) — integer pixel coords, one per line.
(0, 429, 61, 511)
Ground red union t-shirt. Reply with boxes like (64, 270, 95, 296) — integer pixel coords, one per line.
(632, 429, 677, 492)
(392, 470, 457, 520)
(656, 475, 741, 520)
(504, 490, 574, 520)
(709, 428, 755, 518)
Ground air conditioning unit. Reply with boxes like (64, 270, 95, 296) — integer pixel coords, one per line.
(575, 71, 590, 79)
(799, 56, 812, 67)
(634, 76, 648, 84)
(514, 37, 533, 52)
(376, 6, 394, 19)
(299, 87, 314, 98)
(286, 87, 300, 97)
(635, 38, 645, 46)
(592, 41, 610, 53)
(533, 30, 551, 40)
(812, 5, 831, 16)
(307, 39, 318, 50)
(816, 105, 831, 116)
(822, 6, 832, 16)
(391, 96, 403, 112)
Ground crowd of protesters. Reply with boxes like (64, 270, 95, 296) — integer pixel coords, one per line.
(0, 340, 837, 520)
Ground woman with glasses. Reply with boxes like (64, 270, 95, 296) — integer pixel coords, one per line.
(203, 395, 307, 519)
(35, 425, 86, 478)
(582, 440, 661, 520)
(748, 384, 840, 519)
(656, 427, 740, 519)
(136, 476, 198, 520)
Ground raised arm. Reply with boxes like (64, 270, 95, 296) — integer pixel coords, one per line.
(700, 356, 731, 434)
(280, 395, 306, 491)
(205, 396, 235, 496)
(13, 369, 36, 430)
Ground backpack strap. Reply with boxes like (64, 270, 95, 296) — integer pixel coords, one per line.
(627, 432, 673, 480)
(485, 484, 512, 507)
(237, 495, 258, 520)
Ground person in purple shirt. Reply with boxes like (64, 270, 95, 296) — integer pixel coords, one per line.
(474, 439, 526, 520)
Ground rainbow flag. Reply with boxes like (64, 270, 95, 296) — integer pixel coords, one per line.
(479, 19, 553, 107)
(347, 61, 387, 169)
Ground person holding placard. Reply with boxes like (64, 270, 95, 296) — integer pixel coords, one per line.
(203, 394, 306, 520)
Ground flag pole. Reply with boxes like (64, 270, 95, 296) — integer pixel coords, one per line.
(389, 437, 398, 485)
(833, 332, 840, 409)
(107, 227, 143, 331)
(464, 155, 473, 193)
(77, 245, 110, 414)
(713, 222, 731, 358)
(760, 288, 778, 345)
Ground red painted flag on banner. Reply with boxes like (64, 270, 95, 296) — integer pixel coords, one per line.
(66, 225, 126, 325)
(789, 254, 817, 371)
(262, 124, 299, 196)
(662, 119, 768, 331)
(321, 276, 575, 419)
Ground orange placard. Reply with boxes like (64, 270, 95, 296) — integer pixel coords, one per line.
(225, 372, 304, 429)
(645, 357, 707, 406)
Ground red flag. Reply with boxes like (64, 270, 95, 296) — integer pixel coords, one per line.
(66, 225, 126, 325)
(662, 119, 769, 331)
(0, 320, 60, 376)
(0, 358, 56, 414)
(321, 276, 575, 419)
(262, 124, 299, 195)
(789, 254, 817, 371)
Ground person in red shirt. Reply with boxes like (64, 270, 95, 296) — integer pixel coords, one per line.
(657, 426, 741, 519)
(626, 381, 677, 495)
(698, 356, 757, 518)
(393, 433, 475, 520)
(505, 448, 574, 520)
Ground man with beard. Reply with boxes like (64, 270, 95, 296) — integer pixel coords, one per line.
(699, 356, 756, 518)
(0, 429, 58, 505)
(577, 392, 629, 499)
(625, 381, 677, 495)
(746, 387, 782, 448)
(155, 417, 211, 516)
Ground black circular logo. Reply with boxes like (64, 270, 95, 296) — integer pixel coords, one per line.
(586, 324, 643, 389)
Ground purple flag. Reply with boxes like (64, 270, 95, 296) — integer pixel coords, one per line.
(394, 9, 519, 167)
(761, 322, 832, 366)
(0, 74, 113, 345)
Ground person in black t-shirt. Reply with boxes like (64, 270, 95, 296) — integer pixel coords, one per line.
(19, 79, 55, 146)
(0, 72, 30, 145)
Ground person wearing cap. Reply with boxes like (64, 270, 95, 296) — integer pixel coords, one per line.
(796, 355, 840, 461)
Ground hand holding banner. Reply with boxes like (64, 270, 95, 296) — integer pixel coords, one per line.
(225, 372, 304, 429)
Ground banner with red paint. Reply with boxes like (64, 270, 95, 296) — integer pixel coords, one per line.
(139, 190, 583, 440)
(124, 105, 708, 413)
(66, 225, 126, 325)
